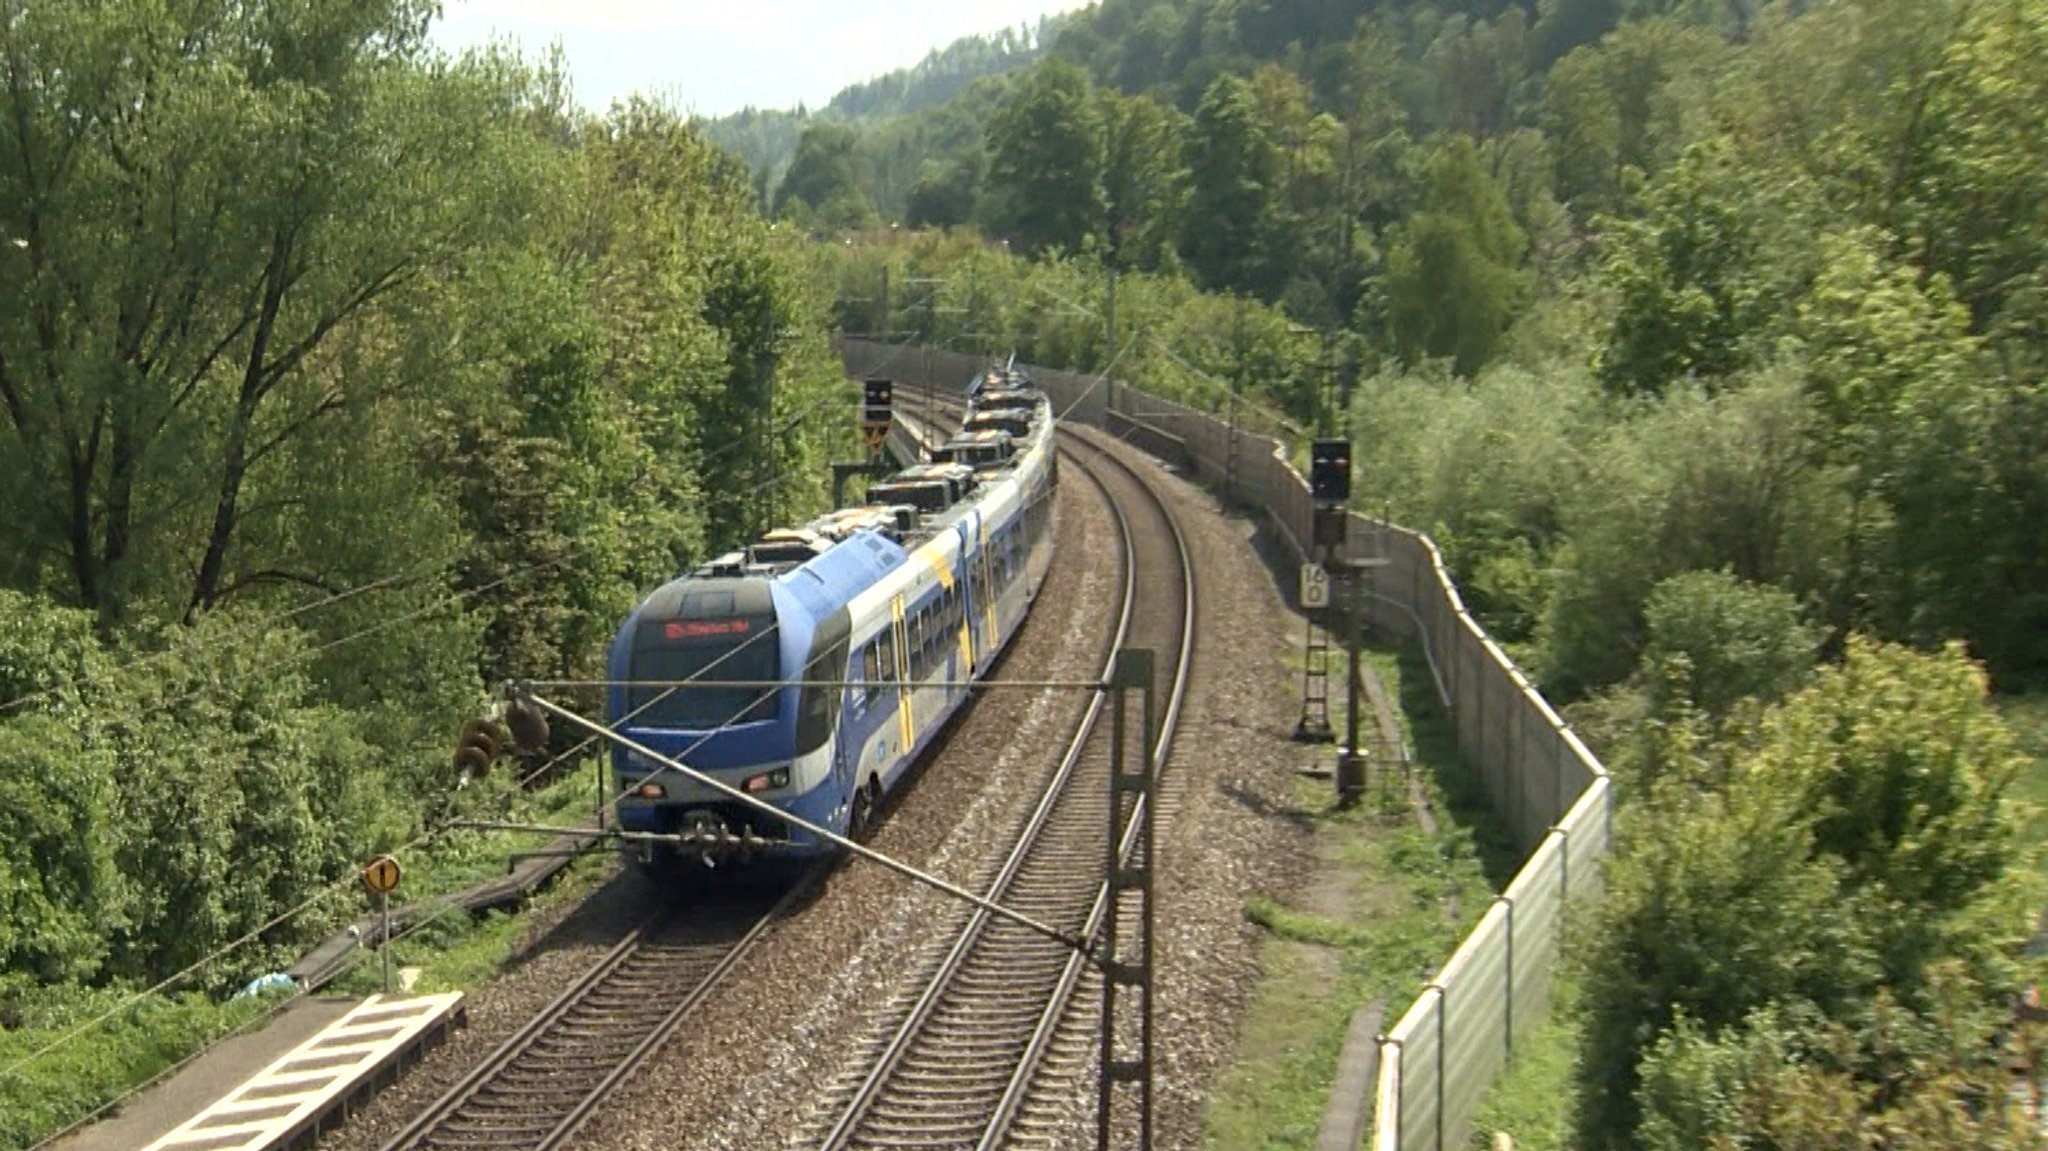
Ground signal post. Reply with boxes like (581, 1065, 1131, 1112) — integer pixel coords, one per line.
(1304, 436, 1372, 802)
(834, 376, 900, 505)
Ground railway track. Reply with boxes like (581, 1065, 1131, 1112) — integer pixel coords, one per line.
(375, 873, 816, 1151)
(809, 425, 1197, 1151)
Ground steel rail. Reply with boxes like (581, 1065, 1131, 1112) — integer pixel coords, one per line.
(374, 870, 817, 1151)
(814, 440, 1140, 1150)
(817, 428, 1197, 1150)
(976, 427, 1200, 1151)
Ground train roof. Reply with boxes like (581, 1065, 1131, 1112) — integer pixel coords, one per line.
(973, 364, 1034, 389)
(970, 387, 1042, 412)
(676, 381, 1044, 593)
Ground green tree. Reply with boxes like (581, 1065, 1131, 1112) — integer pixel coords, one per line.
(1541, 366, 1843, 696)
(1096, 88, 1185, 272)
(1595, 142, 1813, 396)
(905, 149, 985, 229)
(1542, 47, 1623, 214)
(773, 123, 871, 221)
(1746, 639, 2028, 984)
(1180, 73, 1285, 297)
(0, 0, 538, 624)
(1578, 639, 2032, 1148)
(1576, 782, 1875, 1150)
(1534, 0, 1625, 69)
(983, 60, 1104, 256)
(1381, 136, 1527, 376)
(1639, 569, 1818, 723)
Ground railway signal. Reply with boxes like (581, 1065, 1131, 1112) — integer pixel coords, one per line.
(361, 854, 403, 895)
(861, 377, 894, 449)
(362, 854, 403, 994)
(1310, 437, 1351, 503)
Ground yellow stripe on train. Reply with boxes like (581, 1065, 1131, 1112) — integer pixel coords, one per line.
(891, 595, 913, 752)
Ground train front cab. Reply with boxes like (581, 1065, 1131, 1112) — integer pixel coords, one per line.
(606, 578, 855, 862)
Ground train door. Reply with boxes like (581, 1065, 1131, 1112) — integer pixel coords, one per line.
(889, 595, 913, 764)
(833, 640, 871, 801)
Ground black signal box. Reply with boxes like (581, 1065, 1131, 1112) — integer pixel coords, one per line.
(1310, 437, 1351, 504)
(862, 378, 894, 424)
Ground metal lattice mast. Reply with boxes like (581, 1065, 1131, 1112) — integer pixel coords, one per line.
(1098, 649, 1156, 1150)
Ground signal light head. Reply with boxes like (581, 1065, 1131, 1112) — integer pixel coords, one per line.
(1310, 437, 1352, 503)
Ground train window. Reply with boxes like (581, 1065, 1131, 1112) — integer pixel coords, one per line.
(879, 628, 896, 684)
(859, 642, 881, 706)
(628, 615, 778, 729)
(795, 640, 848, 755)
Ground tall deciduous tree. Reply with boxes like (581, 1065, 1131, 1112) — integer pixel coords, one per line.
(1180, 72, 1285, 298)
(0, 0, 535, 622)
(772, 122, 872, 224)
(1381, 136, 1526, 376)
(984, 60, 1104, 256)
(1095, 88, 1185, 272)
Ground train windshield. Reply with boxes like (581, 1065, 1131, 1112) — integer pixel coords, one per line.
(626, 616, 780, 729)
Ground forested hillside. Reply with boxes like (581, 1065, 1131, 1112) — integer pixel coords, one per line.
(759, 0, 2048, 1144)
(701, 18, 1065, 213)
(772, 0, 2048, 694)
(0, 2, 850, 1134)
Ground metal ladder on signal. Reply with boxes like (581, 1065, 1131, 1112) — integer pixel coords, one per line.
(1296, 616, 1334, 743)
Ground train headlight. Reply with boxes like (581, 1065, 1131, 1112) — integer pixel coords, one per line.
(636, 781, 666, 799)
(742, 768, 790, 794)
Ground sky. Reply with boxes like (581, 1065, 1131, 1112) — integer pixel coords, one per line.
(430, 0, 1077, 119)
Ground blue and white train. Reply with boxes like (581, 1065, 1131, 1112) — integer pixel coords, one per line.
(604, 367, 1055, 864)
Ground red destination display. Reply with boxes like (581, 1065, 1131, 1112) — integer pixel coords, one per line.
(664, 618, 750, 640)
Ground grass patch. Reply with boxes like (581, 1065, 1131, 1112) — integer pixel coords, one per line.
(1204, 638, 1501, 1151)
(0, 982, 275, 1151)
(1382, 646, 1523, 889)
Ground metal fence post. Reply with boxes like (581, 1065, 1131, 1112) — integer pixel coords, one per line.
(1433, 984, 1448, 1151)
(1501, 895, 1515, 1060)
(1384, 1034, 1405, 1150)
(1555, 825, 1570, 903)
